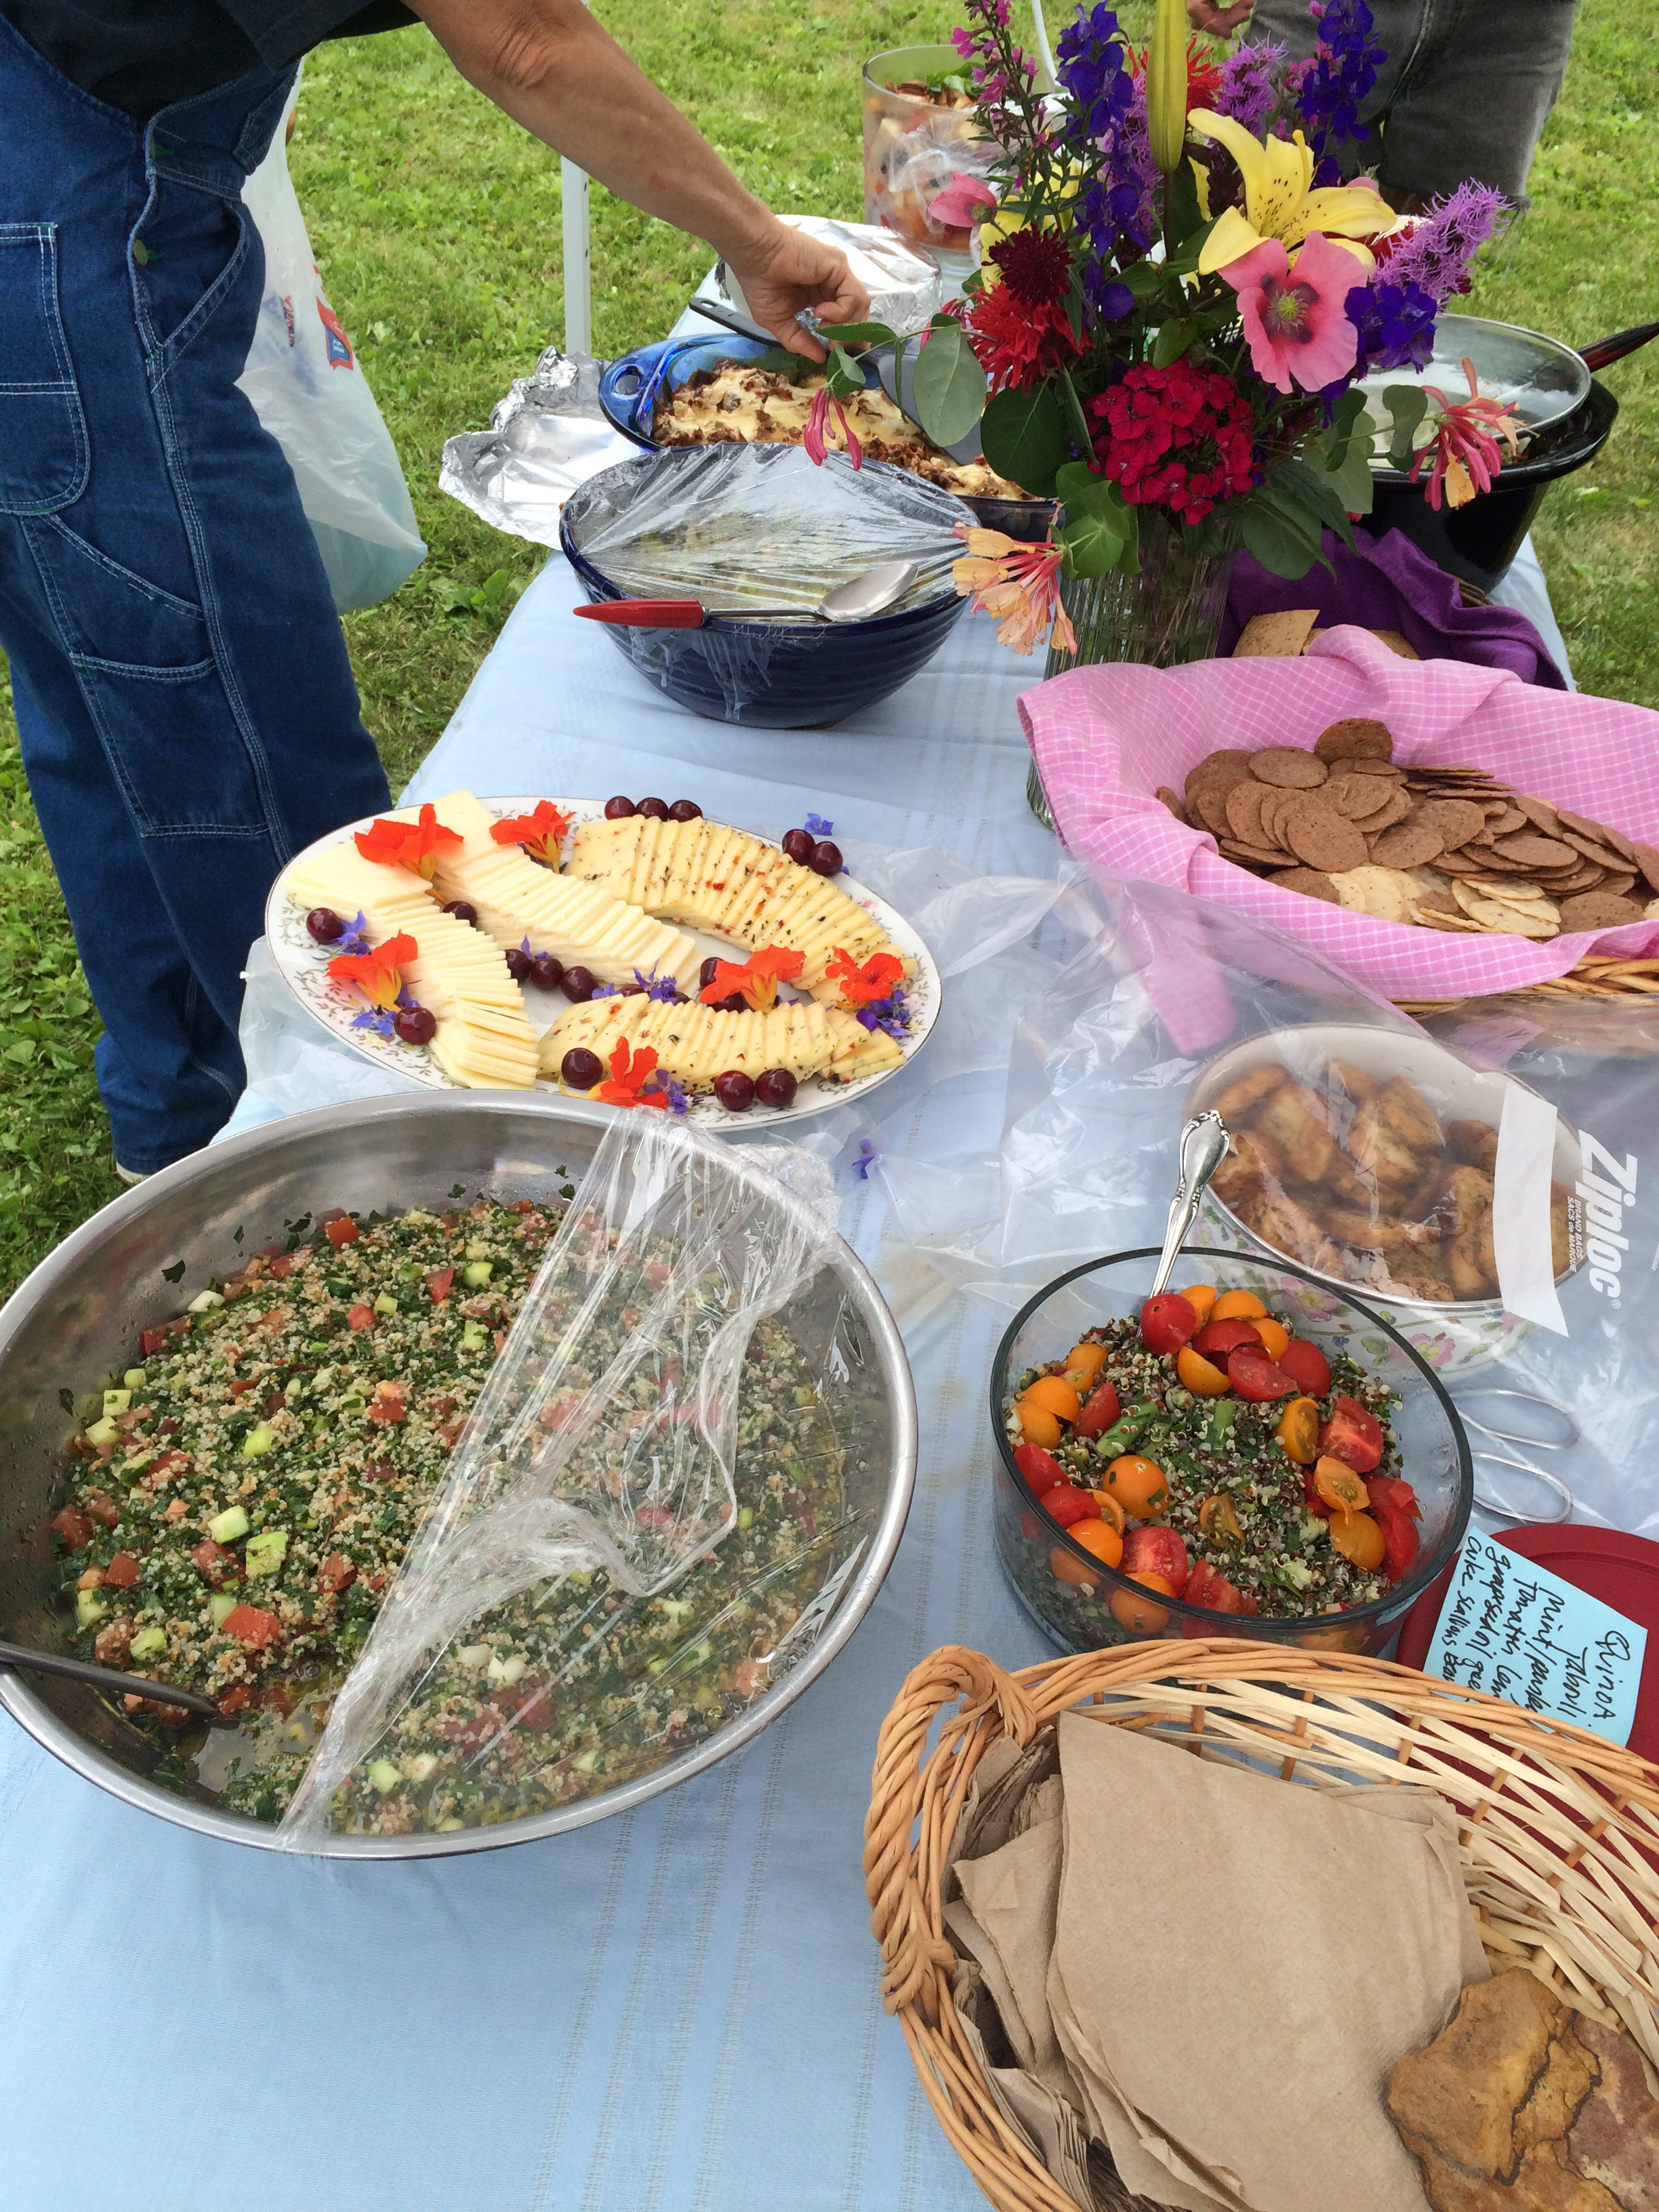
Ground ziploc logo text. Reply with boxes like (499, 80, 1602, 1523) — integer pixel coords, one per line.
(316, 296, 354, 369)
(1577, 1132, 1637, 1303)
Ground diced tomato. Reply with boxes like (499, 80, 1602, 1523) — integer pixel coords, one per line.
(217, 1685, 252, 1716)
(317, 1553, 356, 1593)
(138, 1319, 188, 1358)
(258, 1686, 295, 1718)
(1191, 1319, 1263, 1360)
(268, 1253, 293, 1279)
(1038, 1483, 1097, 1529)
(346, 1303, 374, 1331)
(1318, 1395, 1385, 1474)
(507, 1689, 552, 1733)
(426, 1267, 455, 1303)
(437, 1419, 466, 1449)
(368, 1570, 387, 1591)
(51, 1507, 93, 1551)
(84, 1492, 121, 1528)
(103, 1552, 140, 1589)
(94, 1618, 134, 1666)
(1121, 1523, 1189, 1598)
(324, 1215, 361, 1249)
(367, 1382, 407, 1425)
(229, 1377, 258, 1398)
(142, 1449, 191, 1486)
(1139, 1294, 1200, 1355)
(538, 1393, 583, 1433)
(1227, 1350, 1298, 1402)
(220, 1603, 282, 1650)
(1073, 1380, 1123, 1439)
(1275, 1338, 1332, 1396)
(1183, 1559, 1260, 1616)
(362, 1459, 398, 1482)
(1015, 1441, 1065, 1492)
(190, 1538, 238, 1586)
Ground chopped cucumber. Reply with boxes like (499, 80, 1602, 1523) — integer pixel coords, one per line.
(367, 1758, 403, 1795)
(434, 1816, 466, 1832)
(462, 1261, 492, 1288)
(208, 1503, 250, 1544)
(209, 1593, 238, 1628)
(464, 1239, 489, 1261)
(102, 1388, 132, 1418)
(83, 1415, 120, 1448)
(129, 1625, 167, 1661)
(75, 1589, 107, 1629)
(123, 1367, 148, 1390)
(1298, 1512, 1330, 1545)
(456, 1643, 491, 1671)
(485, 1652, 526, 1685)
(373, 1292, 398, 1316)
(461, 1320, 487, 1351)
(573, 1748, 601, 1773)
(244, 1528, 289, 1578)
(402, 1752, 439, 1784)
(736, 1506, 754, 1530)
(186, 1290, 224, 1313)
(241, 1423, 276, 1458)
(1277, 1557, 1315, 1592)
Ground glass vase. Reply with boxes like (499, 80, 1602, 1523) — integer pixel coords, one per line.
(1027, 516, 1234, 831)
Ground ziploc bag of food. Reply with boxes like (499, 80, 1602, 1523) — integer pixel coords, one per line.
(567, 443, 969, 617)
(279, 1118, 846, 1843)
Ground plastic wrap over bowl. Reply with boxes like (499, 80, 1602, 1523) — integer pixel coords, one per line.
(0, 1094, 916, 1857)
(991, 1248, 1472, 1659)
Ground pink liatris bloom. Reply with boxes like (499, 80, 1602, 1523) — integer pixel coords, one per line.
(1410, 355, 1525, 510)
(1220, 230, 1370, 394)
(802, 384, 863, 469)
(951, 526, 1076, 657)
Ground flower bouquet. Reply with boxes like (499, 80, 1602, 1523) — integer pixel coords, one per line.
(811, 0, 1518, 663)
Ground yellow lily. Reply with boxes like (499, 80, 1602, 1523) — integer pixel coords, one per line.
(1187, 110, 1384, 276)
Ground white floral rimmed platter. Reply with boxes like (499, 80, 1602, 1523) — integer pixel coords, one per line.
(263, 796, 941, 1129)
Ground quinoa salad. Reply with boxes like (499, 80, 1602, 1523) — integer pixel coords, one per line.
(1002, 1281, 1424, 1632)
(47, 1194, 855, 1834)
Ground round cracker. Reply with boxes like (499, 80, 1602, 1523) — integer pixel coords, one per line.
(1492, 830, 1580, 869)
(1413, 797, 1488, 853)
(1156, 786, 1190, 825)
(1225, 780, 1272, 844)
(1250, 746, 1329, 789)
(1267, 868, 1340, 904)
(1313, 718, 1394, 764)
(1557, 892, 1649, 930)
(1632, 844, 1659, 895)
(1515, 793, 1561, 833)
(1370, 821, 1446, 869)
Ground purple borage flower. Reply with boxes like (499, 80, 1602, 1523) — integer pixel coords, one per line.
(804, 813, 834, 836)
(337, 909, 373, 958)
(853, 1139, 878, 1181)
(350, 1008, 398, 1039)
(854, 983, 910, 1041)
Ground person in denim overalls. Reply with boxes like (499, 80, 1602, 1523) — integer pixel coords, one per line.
(0, 0, 865, 1176)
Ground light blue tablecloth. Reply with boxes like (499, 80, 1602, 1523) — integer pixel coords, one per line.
(0, 544, 1574, 2212)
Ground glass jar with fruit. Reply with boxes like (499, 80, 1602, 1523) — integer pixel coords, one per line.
(863, 44, 1001, 258)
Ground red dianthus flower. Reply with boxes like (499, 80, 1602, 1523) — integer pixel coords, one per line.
(1088, 362, 1257, 523)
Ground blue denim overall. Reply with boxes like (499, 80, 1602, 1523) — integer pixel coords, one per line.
(0, 19, 392, 1172)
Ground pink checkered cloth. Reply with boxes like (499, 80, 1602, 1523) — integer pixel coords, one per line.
(1021, 627, 1659, 1000)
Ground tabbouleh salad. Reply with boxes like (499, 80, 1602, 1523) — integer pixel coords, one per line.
(47, 1193, 854, 1835)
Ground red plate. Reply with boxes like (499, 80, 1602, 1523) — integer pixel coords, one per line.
(1397, 1524, 1659, 1763)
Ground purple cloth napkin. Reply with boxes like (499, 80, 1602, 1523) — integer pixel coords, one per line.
(1219, 525, 1569, 689)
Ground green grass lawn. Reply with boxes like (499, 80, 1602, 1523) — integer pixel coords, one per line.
(0, 0, 1652, 1296)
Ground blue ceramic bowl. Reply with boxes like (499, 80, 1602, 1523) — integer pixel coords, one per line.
(560, 445, 971, 730)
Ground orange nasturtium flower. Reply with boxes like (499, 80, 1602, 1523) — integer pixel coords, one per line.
(327, 932, 417, 1011)
(824, 945, 905, 1008)
(354, 802, 462, 881)
(592, 1036, 670, 1109)
(699, 945, 806, 1012)
(489, 799, 573, 864)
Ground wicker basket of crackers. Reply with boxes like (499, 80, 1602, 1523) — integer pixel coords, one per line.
(866, 1641, 1659, 2212)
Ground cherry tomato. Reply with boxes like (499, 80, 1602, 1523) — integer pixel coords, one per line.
(1251, 1315, 1290, 1359)
(1037, 1483, 1098, 1530)
(1183, 1559, 1260, 1616)
(1211, 1290, 1267, 1322)
(1275, 1396, 1322, 1466)
(1088, 1490, 1128, 1535)
(1227, 1350, 1298, 1402)
(1019, 1404, 1063, 1450)
(1050, 1546, 1099, 1591)
(1139, 1294, 1200, 1355)
(1074, 1381, 1123, 1439)
(1366, 1475, 1422, 1521)
(1372, 1502, 1419, 1583)
(1176, 1345, 1232, 1397)
(1105, 1454, 1169, 1517)
(1318, 1395, 1385, 1474)
(1122, 1523, 1189, 1597)
(1191, 1318, 1263, 1360)
(1069, 1519, 1124, 1570)
(1065, 1342, 1109, 1387)
(1328, 1510, 1387, 1570)
(1197, 1494, 1244, 1544)
(1109, 1572, 1173, 1634)
(1313, 1454, 1370, 1516)
(1301, 1463, 1331, 1518)
(1276, 1338, 1332, 1397)
(1019, 1374, 1080, 1423)
(1176, 1283, 1218, 1324)
(1014, 1441, 1065, 1492)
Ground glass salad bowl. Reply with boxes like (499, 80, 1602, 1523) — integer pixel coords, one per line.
(989, 1248, 1472, 1656)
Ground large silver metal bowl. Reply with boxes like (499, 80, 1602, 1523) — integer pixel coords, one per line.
(0, 1095, 916, 1856)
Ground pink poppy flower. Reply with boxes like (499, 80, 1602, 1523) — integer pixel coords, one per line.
(928, 172, 998, 228)
(1220, 230, 1370, 395)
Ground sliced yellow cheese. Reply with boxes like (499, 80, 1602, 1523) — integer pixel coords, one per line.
(536, 995, 884, 1092)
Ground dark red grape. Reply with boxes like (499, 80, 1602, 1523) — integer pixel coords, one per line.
(560, 1047, 603, 1090)
(668, 798, 702, 823)
(504, 946, 532, 983)
(441, 899, 478, 925)
(529, 951, 564, 991)
(712, 1070, 756, 1111)
(699, 956, 722, 992)
(809, 840, 843, 876)
(603, 796, 636, 819)
(780, 828, 815, 865)
(560, 965, 596, 1002)
(394, 1006, 437, 1045)
(754, 1067, 797, 1109)
(305, 907, 344, 943)
(636, 796, 669, 820)
(717, 992, 748, 1012)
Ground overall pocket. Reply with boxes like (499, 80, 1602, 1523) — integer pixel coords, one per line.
(0, 224, 90, 515)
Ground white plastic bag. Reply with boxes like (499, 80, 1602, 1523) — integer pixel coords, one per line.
(237, 81, 427, 613)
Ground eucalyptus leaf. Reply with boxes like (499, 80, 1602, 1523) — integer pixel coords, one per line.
(1055, 464, 1137, 577)
(823, 321, 899, 349)
(1241, 497, 1328, 581)
(981, 385, 1069, 499)
(1120, 261, 1165, 301)
(909, 319, 988, 449)
(1271, 457, 1356, 545)
(1382, 384, 1431, 474)
(747, 347, 815, 382)
(1056, 367, 1093, 451)
(1151, 316, 1193, 367)
(824, 345, 869, 399)
(1322, 387, 1370, 472)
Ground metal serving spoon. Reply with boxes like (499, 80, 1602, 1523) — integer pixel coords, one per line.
(0, 1638, 236, 1727)
(573, 557, 923, 630)
(1147, 1112, 1231, 1298)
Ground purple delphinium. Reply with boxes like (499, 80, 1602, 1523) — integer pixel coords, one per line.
(1212, 39, 1286, 138)
(1345, 279, 1438, 374)
(1380, 182, 1509, 303)
(1297, 0, 1385, 176)
(1050, 3, 1151, 316)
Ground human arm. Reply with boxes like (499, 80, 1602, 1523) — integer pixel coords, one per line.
(1187, 0, 1256, 32)
(403, 0, 868, 357)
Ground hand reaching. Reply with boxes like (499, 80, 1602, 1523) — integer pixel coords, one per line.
(722, 223, 871, 362)
(1186, 0, 1256, 32)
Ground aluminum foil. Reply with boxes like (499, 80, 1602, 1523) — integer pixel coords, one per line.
(438, 347, 638, 548)
(709, 216, 947, 341)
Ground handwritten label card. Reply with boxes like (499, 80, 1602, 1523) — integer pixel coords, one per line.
(1425, 1530, 1647, 1746)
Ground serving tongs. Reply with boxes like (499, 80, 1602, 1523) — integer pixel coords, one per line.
(1147, 1112, 1231, 1298)
(0, 1638, 236, 1727)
